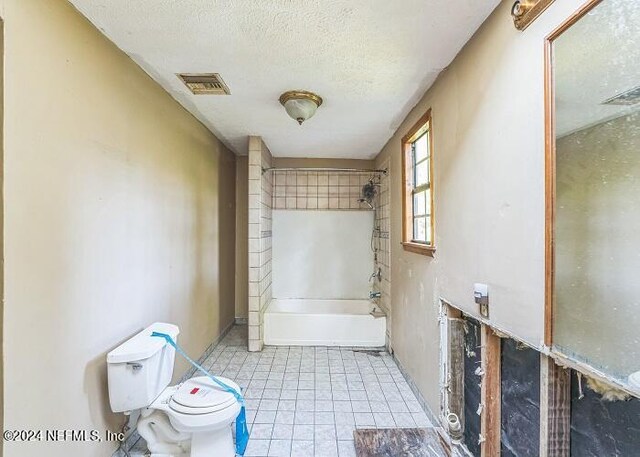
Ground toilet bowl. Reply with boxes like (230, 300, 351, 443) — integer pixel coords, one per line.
(107, 323, 242, 457)
(139, 376, 241, 457)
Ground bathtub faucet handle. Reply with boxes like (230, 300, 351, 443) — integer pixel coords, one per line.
(369, 291, 382, 299)
(369, 268, 382, 282)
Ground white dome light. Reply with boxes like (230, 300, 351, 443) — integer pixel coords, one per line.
(279, 90, 323, 125)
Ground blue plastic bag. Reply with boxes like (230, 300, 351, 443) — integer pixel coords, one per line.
(151, 331, 249, 456)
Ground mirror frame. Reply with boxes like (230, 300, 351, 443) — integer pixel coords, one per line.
(544, 0, 604, 349)
(543, 0, 640, 398)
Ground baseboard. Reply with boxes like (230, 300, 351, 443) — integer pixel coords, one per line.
(113, 319, 235, 456)
(392, 355, 478, 456)
(392, 353, 441, 428)
(178, 320, 235, 382)
(235, 317, 248, 325)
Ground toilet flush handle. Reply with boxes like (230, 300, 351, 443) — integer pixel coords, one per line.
(127, 362, 143, 372)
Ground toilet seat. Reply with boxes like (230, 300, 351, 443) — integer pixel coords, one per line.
(169, 377, 237, 415)
(149, 376, 242, 433)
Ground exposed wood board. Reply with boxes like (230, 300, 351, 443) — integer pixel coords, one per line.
(448, 317, 466, 427)
(480, 325, 501, 457)
(539, 355, 571, 457)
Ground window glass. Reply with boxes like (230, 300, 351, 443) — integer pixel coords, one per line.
(414, 133, 429, 162)
(413, 190, 427, 216)
(415, 160, 430, 187)
(413, 217, 427, 243)
(402, 111, 434, 252)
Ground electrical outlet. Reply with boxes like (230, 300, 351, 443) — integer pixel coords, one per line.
(474, 283, 489, 317)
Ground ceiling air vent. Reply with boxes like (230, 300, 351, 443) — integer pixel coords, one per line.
(177, 73, 230, 95)
(602, 85, 640, 106)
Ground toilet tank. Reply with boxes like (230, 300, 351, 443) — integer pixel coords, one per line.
(107, 322, 179, 413)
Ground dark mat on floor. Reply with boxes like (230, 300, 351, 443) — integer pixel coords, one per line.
(353, 428, 451, 457)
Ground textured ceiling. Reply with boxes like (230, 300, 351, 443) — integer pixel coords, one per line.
(69, 0, 499, 158)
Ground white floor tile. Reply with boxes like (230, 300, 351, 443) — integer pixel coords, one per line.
(337, 440, 357, 457)
(268, 439, 292, 457)
(315, 440, 339, 457)
(134, 326, 441, 456)
(272, 423, 294, 440)
(275, 411, 295, 425)
(336, 424, 356, 441)
(291, 440, 314, 457)
(245, 439, 271, 456)
(293, 424, 315, 441)
(251, 423, 274, 439)
(314, 424, 336, 441)
(392, 412, 416, 427)
(255, 410, 277, 424)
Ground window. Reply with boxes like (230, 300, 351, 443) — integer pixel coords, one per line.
(402, 109, 435, 255)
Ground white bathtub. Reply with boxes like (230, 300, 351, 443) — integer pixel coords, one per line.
(264, 299, 386, 347)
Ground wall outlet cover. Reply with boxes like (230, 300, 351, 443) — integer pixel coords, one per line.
(474, 283, 489, 317)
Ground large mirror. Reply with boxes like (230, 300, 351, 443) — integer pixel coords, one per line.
(549, 0, 640, 392)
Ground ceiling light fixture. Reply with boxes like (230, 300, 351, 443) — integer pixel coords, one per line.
(279, 90, 323, 125)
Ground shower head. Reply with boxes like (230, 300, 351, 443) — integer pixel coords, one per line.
(357, 180, 378, 209)
(358, 198, 374, 209)
(360, 180, 377, 203)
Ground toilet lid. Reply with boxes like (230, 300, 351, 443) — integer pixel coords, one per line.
(169, 377, 238, 415)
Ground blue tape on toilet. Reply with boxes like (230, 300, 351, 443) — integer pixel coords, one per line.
(151, 331, 249, 456)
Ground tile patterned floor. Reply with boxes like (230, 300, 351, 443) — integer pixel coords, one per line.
(129, 325, 433, 457)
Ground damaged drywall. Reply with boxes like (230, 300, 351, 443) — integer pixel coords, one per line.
(500, 338, 540, 457)
(570, 372, 640, 456)
(463, 317, 481, 457)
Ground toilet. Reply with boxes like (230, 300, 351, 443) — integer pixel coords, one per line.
(107, 323, 241, 457)
(629, 371, 640, 392)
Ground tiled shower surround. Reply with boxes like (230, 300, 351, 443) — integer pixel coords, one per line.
(272, 170, 378, 210)
(249, 151, 392, 352)
(373, 159, 391, 341)
(269, 165, 392, 344)
(248, 137, 273, 352)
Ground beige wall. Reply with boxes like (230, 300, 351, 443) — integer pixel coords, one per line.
(375, 0, 589, 416)
(0, 17, 4, 457)
(555, 113, 640, 380)
(235, 155, 248, 319)
(2, 0, 236, 455)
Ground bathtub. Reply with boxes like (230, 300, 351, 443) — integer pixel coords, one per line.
(264, 299, 386, 347)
